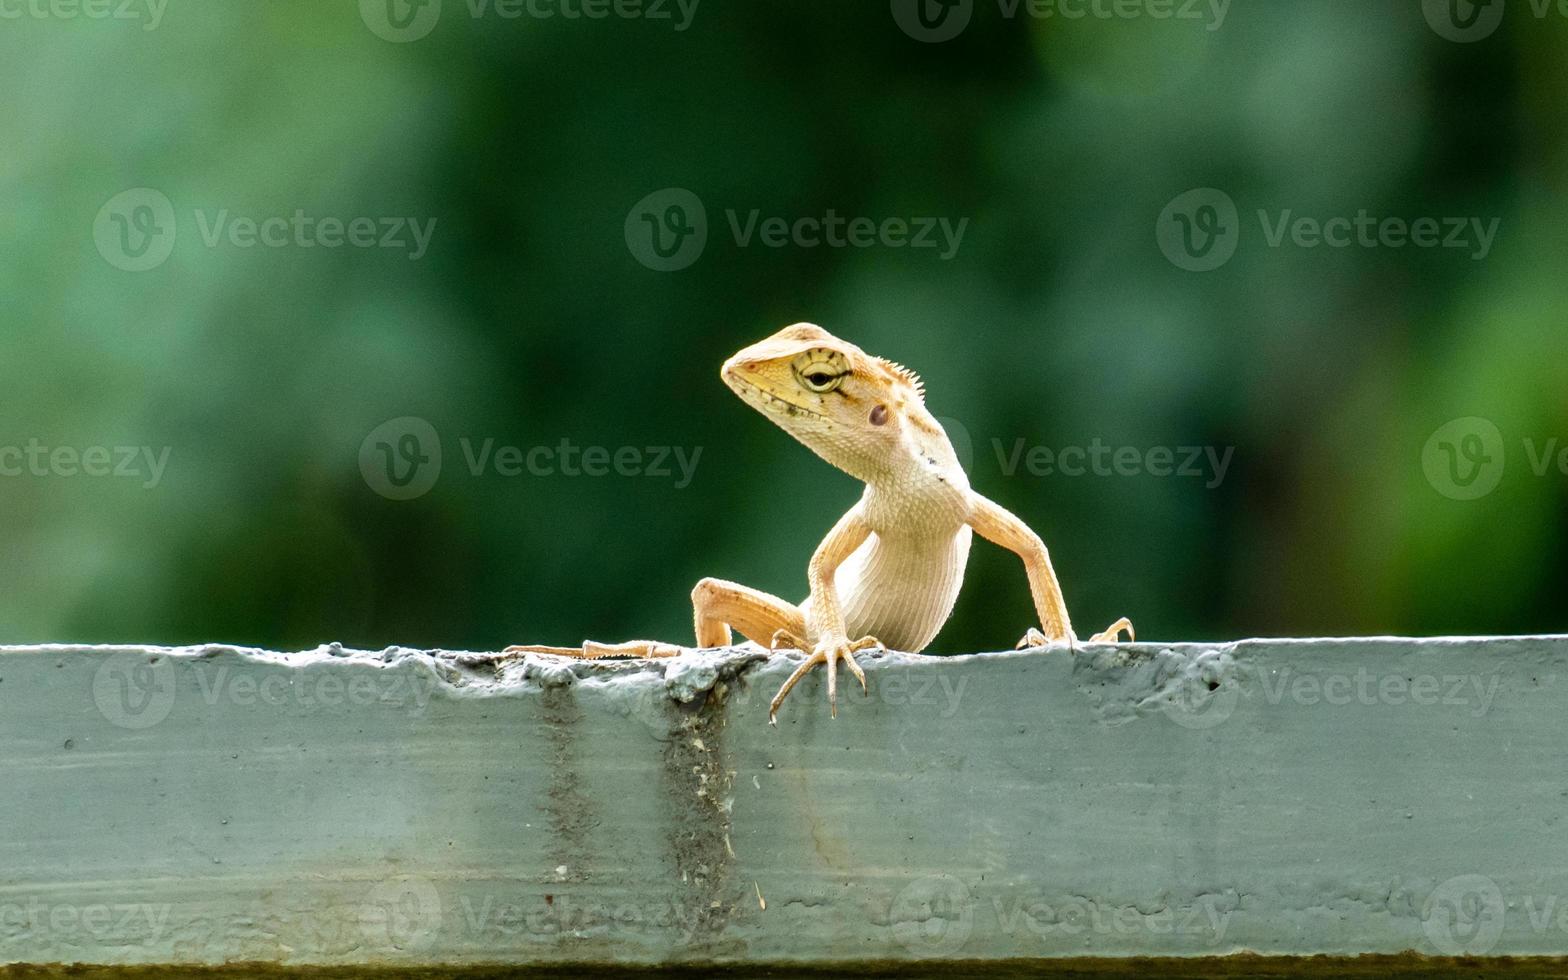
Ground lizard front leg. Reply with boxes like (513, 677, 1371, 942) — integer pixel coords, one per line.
(966, 492, 1134, 648)
(768, 504, 882, 724)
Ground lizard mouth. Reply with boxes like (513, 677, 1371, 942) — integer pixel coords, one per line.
(725, 374, 826, 421)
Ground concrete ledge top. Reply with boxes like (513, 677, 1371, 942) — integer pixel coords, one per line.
(2, 636, 1567, 970)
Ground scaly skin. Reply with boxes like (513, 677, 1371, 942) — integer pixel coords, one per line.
(507, 323, 1132, 723)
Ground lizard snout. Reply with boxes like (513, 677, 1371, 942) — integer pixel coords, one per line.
(720, 355, 759, 388)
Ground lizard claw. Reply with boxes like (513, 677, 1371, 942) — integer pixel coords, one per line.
(844, 637, 879, 696)
(1014, 619, 1132, 649)
(1015, 628, 1046, 650)
(1015, 627, 1075, 650)
(769, 629, 809, 654)
(1087, 618, 1135, 644)
(768, 634, 880, 724)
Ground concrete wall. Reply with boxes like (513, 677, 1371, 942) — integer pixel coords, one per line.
(1, 637, 1565, 970)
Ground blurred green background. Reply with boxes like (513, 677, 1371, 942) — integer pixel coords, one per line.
(2, 0, 1564, 652)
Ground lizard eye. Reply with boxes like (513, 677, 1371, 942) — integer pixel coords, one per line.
(792, 349, 848, 393)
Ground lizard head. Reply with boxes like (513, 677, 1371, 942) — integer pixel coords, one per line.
(721, 322, 964, 484)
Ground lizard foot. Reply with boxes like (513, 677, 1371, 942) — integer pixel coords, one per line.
(768, 634, 881, 724)
(1015, 618, 1134, 650)
(1087, 618, 1134, 644)
(1015, 627, 1074, 650)
(503, 640, 686, 659)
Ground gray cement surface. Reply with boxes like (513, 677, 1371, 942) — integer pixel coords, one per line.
(1, 637, 1564, 969)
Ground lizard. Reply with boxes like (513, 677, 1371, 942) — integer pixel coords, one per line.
(506, 323, 1132, 723)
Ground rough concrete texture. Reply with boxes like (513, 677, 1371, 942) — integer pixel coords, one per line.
(1, 637, 1566, 970)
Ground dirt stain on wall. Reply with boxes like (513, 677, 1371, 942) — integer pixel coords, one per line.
(658, 679, 745, 958)
(537, 685, 593, 884)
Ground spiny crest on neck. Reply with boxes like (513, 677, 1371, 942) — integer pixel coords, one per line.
(876, 358, 925, 402)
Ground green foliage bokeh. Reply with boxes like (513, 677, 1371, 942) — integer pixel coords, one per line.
(2, 1, 1564, 650)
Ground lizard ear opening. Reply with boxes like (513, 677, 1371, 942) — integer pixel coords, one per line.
(869, 405, 889, 426)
